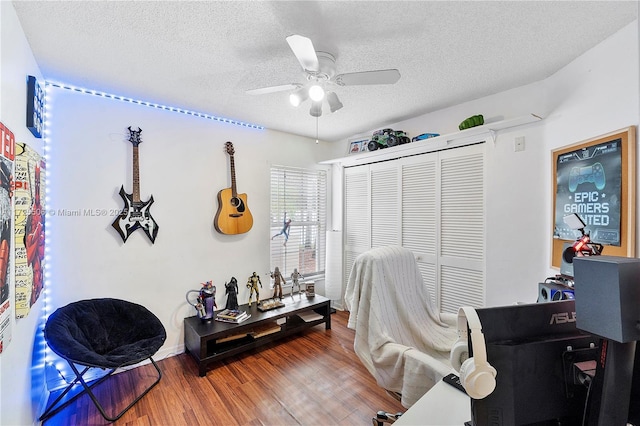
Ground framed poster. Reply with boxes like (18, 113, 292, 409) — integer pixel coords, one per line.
(551, 127, 636, 268)
(0, 122, 15, 353)
(14, 143, 45, 318)
(26, 75, 45, 138)
(348, 138, 369, 155)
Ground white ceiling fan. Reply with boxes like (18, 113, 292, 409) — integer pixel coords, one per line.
(246, 34, 401, 117)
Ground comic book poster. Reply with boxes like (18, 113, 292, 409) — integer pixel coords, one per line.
(0, 123, 15, 353)
(14, 143, 45, 319)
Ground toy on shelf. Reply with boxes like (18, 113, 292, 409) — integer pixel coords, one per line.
(305, 282, 315, 296)
(224, 277, 239, 310)
(257, 298, 285, 312)
(186, 280, 217, 321)
(367, 128, 410, 151)
(290, 268, 304, 298)
(271, 212, 291, 246)
(246, 272, 262, 306)
(270, 267, 286, 300)
(412, 133, 440, 142)
(458, 114, 484, 130)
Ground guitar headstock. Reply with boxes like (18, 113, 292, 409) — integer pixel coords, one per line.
(127, 126, 143, 147)
(224, 141, 235, 156)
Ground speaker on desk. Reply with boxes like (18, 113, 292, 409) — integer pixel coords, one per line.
(573, 256, 640, 343)
(538, 282, 575, 303)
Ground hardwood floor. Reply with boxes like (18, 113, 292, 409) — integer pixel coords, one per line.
(42, 310, 405, 425)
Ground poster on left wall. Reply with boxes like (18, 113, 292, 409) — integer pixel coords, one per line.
(14, 143, 45, 319)
(0, 123, 15, 353)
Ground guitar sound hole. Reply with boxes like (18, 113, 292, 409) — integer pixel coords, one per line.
(230, 197, 245, 212)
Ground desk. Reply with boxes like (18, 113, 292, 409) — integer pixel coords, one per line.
(394, 379, 471, 425)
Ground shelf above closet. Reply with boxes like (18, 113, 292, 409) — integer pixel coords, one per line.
(321, 113, 543, 167)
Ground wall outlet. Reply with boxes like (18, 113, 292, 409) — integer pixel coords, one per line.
(514, 136, 525, 152)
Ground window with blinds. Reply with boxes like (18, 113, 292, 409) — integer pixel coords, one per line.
(270, 166, 327, 280)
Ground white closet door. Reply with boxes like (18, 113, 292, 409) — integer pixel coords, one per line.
(343, 166, 370, 286)
(401, 154, 438, 307)
(439, 144, 485, 313)
(342, 142, 486, 314)
(370, 163, 401, 248)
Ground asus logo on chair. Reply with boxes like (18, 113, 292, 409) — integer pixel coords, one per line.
(550, 312, 577, 324)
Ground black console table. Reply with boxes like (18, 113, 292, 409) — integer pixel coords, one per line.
(184, 294, 331, 376)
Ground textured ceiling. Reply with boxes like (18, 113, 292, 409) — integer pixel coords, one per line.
(12, 1, 638, 142)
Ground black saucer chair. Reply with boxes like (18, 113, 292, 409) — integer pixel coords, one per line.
(39, 298, 166, 422)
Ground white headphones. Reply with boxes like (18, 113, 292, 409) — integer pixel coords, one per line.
(449, 306, 497, 399)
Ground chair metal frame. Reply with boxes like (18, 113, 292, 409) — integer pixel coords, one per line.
(39, 356, 162, 422)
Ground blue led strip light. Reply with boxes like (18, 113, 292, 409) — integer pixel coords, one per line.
(41, 82, 69, 387)
(45, 82, 265, 130)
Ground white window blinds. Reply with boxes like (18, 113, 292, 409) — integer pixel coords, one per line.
(270, 166, 327, 279)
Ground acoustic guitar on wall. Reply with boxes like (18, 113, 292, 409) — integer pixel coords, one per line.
(112, 127, 159, 243)
(214, 141, 253, 235)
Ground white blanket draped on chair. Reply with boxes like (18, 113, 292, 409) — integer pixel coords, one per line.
(345, 245, 458, 407)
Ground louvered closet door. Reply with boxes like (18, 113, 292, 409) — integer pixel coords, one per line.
(401, 154, 438, 307)
(439, 144, 485, 313)
(370, 163, 401, 248)
(343, 166, 370, 286)
(341, 143, 485, 314)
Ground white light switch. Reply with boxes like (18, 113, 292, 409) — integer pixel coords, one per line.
(514, 136, 525, 152)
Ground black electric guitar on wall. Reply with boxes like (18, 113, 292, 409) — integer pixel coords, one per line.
(112, 127, 159, 243)
(214, 141, 253, 235)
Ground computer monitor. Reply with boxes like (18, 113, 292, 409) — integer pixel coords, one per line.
(468, 299, 640, 425)
(469, 300, 598, 425)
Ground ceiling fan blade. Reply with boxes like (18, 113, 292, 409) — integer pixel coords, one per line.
(334, 69, 401, 86)
(286, 34, 319, 72)
(245, 84, 300, 95)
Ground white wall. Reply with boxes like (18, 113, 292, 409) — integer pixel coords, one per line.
(0, 3, 47, 425)
(542, 19, 640, 270)
(327, 20, 638, 308)
(46, 88, 330, 363)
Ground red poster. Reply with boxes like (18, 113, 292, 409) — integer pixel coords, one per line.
(0, 123, 14, 352)
(14, 143, 45, 319)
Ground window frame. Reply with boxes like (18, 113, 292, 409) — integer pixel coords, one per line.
(270, 165, 328, 282)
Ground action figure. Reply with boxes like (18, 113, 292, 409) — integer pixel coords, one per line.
(246, 272, 262, 306)
(270, 267, 286, 300)
(224, 277, 239, 310)
(290, 268, 304, 298)
(196, 280, 217, 320)
(271, 212, 291, 246)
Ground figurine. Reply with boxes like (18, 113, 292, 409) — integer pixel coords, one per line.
(186, 280, 217, 321)
(246, 272, 262, 306)
(271, 212, 291, 246)
(270, 266, 286, 300)
(290, 268, 304, 298)
(225, 277, 239, 310)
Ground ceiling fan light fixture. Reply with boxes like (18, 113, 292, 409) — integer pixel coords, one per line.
(327, 92, 343, 113)
(310, 101, 322, 117)
(308, 84, 325, 102)
(289, 87, 308, 107)
(247, 34, 403, 126)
